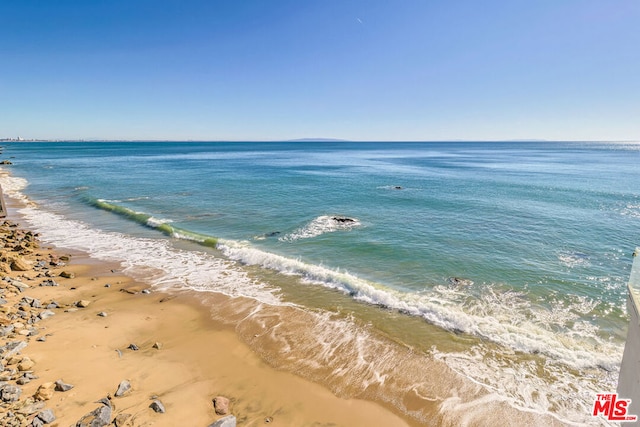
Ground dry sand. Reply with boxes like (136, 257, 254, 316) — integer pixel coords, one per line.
(0, 218, 412, 426)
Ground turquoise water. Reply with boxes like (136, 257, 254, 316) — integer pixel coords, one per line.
(2, 140, 640, 425)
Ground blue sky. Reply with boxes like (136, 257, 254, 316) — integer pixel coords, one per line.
(1, 0, 638, 141)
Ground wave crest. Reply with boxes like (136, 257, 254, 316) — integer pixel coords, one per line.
(279, 215, 361, 242)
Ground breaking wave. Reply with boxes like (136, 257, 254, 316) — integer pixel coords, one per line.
(279, 215, 361, 242)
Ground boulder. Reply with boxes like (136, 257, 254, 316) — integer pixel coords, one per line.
(75, 399, 112, 427)
(37, 409, 56, 424)
(213, 396, 230, 415)
(55, 379, 74, 392)
(149, 399, 165, 413)
(10, 257, 30, 271)
(34, 382, 55, 401)
(75, 300, 91, 308)
(209, 415, 237, 427)
(17, 356, 34, 371)
(113, 413, 132, 427)
(114, 380, 131, 397)
(0, 384, 21, 402)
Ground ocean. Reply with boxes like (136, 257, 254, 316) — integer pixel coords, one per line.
(1, 140, 639, 425)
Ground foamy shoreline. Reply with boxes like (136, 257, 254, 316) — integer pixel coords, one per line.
(0, 162, 581, 427)
(0, 207, 413, 426)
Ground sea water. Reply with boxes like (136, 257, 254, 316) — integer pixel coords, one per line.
(2, 140, 639, 425)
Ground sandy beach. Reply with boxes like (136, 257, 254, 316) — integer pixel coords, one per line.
(0, 214, 413, 427)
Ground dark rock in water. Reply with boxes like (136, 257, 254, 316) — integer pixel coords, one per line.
(394, 186, 403, 190)
(209, 415, 237, 427)
(265, 231, 281, 237)
(149, 399, 165, 413)
(213, 396, 230, 415)
(75, 399, 112, 427)
(331, 216, 355, 223)
(115, 379, 131, 397)
(37, 409, 56, 424)
(448, 277, 473, 287)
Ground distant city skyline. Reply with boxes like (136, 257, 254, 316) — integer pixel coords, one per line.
(1, 1, 638, 141)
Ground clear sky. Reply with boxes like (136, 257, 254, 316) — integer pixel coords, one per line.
(1, 0, 638, 141)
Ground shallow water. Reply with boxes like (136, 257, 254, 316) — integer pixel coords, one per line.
(2, 140, 639, 425)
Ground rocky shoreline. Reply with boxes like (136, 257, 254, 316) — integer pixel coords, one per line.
(0, 220, 238, 427)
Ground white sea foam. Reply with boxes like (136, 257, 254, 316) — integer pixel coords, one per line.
(279, 215, 361, 241)
(558, 250, 591, 268)
(0, 174, 281, 305)
(218, 239, 623, 373)
(146, 216, 174, 227)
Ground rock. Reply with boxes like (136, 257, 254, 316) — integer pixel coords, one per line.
(0, 298, 7, 305)
(37, 409, 56, 424)
(208, 415, 237, 427)
(331, 216, 356, 223)
(113, 413, 132, 427)
(97, 312, 107, 317)
(152, 342, 162, 349)
(115, 380, 131, 397)
(34, 382, 55, 401)
(1, 340, 28, 358)
(10, 280, 29, 291)
(59, 271, 75, 279)
(38, 310, 56, 320)
(75, 399, 112, 427)
(15, 400, 45, 415)
(75, 300, 91, 308)
(149, 399, 165, 413)
(0, 325, 15, 337)
(10, 257, 30, 271)
(127, 344, 139, 351)
(0, 384, 22, 402)
(32, 417, 45, 427)
(55, 379, 74, 392)
(213, 396, 230, 415)
(17, 357, 34, 371)
(39, 280, 58, 287)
